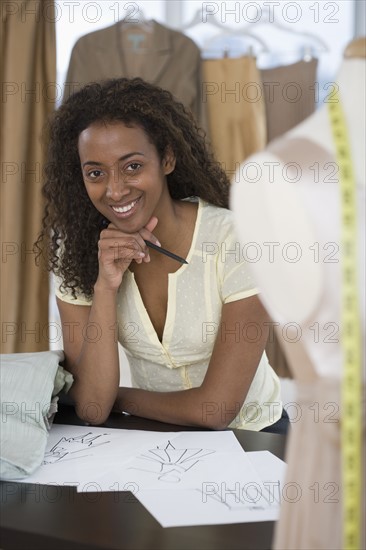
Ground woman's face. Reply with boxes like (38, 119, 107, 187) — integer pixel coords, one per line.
(78, 120, 175, 233)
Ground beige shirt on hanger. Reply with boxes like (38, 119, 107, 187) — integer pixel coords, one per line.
(63, 20, 208, 132)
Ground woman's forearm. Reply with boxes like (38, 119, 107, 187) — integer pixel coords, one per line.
(114, 386, 236, 430)
(68, 286, 120, 424)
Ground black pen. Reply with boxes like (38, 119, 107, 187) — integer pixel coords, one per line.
(144, 240, 188, 265)
(100, 220, 187, 265)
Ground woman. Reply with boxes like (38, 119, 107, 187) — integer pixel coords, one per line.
(36, 78, 287, 433)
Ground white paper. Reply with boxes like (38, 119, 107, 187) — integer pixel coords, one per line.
(86, 431, 246, 491)
(135, 443, 287, 527)
(18, 424, 173, 489)
(136, 486, 281, 527)
(247, 450, 287, 487)
(15, 424, 287, 527)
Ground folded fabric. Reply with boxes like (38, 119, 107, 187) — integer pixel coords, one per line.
(0, 350, 73, 480)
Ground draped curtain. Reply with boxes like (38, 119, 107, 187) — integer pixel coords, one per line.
(0, 0, 56, 353)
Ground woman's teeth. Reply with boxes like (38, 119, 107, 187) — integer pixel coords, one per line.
(112, 198, 139, 213)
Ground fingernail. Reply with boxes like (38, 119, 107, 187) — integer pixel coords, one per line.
(138, 252, 145, 258)
(155, 240, 161, 247)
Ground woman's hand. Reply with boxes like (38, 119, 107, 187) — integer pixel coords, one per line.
(95, 216, 159, 292)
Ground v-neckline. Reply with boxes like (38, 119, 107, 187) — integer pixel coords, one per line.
(128, 198, 203, 348)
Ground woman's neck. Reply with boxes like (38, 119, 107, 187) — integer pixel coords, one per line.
(152, 199, 198, 260)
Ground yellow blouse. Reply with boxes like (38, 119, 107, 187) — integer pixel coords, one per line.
(55, 199, 282, 430)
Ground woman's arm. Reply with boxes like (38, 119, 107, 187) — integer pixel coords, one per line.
(115, 295, 270, 429)
(57, 289, 120, 425)
(57, 217, 160, 425)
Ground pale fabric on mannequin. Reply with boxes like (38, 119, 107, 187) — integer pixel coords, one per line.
(230, 38, 365, 550)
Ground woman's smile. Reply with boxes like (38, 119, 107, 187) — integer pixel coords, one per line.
(78, 121, 175, 233)
(109, 195, 142, 217)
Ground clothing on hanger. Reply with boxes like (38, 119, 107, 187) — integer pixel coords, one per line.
(63, 20, 208, 132)
(202, 56, 267, 175)
(260, 58, 319, 143)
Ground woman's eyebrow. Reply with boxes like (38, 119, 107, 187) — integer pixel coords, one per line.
(82, 152, 145, 168)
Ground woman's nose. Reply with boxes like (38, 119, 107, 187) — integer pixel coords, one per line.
(105, 171, 129, 201)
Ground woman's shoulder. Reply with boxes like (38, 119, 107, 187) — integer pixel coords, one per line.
(198, 198, 236, 234)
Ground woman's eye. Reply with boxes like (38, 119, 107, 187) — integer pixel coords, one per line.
(126, 163, 142, 172)
(87, 170, 103, 179)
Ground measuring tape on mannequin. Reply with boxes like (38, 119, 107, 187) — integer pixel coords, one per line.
(328, 91, 362, 550)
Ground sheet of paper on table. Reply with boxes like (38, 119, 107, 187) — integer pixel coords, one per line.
(14, 424, 286, 527)
(15, 424, 174, 490)
(130, 441, 287, 527)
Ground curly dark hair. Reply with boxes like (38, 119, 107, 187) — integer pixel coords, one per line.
(35, 77, 231, 298)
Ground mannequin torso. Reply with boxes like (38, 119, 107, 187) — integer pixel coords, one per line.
(231, 57, 365, 380)
(230, 45, 365, 550)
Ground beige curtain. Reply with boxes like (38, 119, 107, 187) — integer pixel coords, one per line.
(0, 1, 56, 353)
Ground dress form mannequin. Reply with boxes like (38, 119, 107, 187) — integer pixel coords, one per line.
(231, 38, 365, 550)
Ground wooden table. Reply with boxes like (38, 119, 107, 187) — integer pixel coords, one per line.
(0, 405, 286, 550)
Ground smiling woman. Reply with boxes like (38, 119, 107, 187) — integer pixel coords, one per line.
(78, 121, 175, 235)
(35, 78, 287, 434)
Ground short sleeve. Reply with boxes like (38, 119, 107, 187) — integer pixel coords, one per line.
(53, 274, 92, 306)
(218, 221, 259, 304)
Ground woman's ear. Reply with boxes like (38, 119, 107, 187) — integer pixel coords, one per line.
(162, 146, 176, 175)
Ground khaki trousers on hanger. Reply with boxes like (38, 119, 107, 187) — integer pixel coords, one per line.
(202, 56, 267, 174)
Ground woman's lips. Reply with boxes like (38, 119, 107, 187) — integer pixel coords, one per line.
(110, 196, 142, 218)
